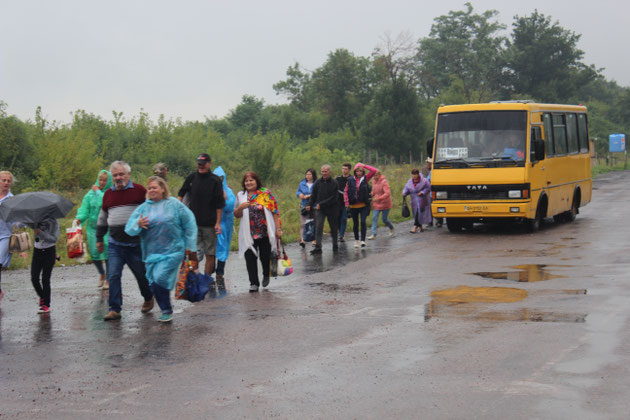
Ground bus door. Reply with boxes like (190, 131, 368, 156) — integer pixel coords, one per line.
(528, 124, 547, 216)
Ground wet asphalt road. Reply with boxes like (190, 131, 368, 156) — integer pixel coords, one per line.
(2, 171, 630, 419)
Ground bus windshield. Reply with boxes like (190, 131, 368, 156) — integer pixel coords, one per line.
(435, 111, 527, 164)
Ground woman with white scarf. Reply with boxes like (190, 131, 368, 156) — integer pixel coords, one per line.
(234, 171, 282, 292)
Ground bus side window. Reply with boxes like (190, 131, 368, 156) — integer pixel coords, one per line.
(566, 113, 579, 154)
(577, 113, 589, 153)
(543, 113, 554, 157)
(552, 114, 568, 155)
(530, 126, 542, 162)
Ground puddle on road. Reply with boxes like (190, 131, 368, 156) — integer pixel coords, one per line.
(430, 286, 527, 304)
(425, 286, 587, 323)
(469, 264, 569, 283)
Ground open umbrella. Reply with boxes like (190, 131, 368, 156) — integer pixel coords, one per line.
(0, 191, 75, 223)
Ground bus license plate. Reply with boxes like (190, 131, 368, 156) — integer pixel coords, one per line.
(464, 205, 488, 212)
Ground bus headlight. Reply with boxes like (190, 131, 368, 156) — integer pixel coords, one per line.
(437, 207, 446, 213)
(508, 190, 522, 198)
(435, 191, 448, 199)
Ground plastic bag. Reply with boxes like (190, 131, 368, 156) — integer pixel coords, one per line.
(175, 260, 193, 300)
(303, 219, 315, 242)
(271, 239, 292, 277)
(186, 271, 212, 302)
(66, 220, 85, 259)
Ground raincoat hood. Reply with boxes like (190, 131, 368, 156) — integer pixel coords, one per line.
(213, 166, 228, 190)
(95, 170, 113, 190)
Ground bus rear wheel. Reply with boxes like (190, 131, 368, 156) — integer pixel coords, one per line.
(565, 197, 578, 222)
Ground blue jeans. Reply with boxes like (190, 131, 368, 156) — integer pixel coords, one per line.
(350, 206, 369, 241)
(371, 209, 394, 235)
(338, 206, 348, 238)
(150, 282, 172, 314)
(107, 242, 153, 312)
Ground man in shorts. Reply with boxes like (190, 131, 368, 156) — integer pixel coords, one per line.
(178, 154, 225, 276)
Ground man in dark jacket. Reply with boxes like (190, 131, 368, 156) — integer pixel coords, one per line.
(178, 153, 225, 276)
(306, 164, 338, 254)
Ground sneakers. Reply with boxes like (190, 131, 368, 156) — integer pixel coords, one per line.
(262, 276, 270, 287)
(102, 280, 109, 290)
(158, 313, 173, 323)
(367, 234, 376, 240)
(141, 297, 155, 313)
(104, 310, 121, 321)
(389, 227, 395, 237)
(354, 240, 360, 248)
(249, 284, 259, 292)
(361, 241, 367, 247)
(37, 304, 50, 314)
(310, 248, 322, 255)
(339, 236, 345, 242)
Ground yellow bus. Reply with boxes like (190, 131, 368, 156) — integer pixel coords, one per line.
(429, 101, 592, 232)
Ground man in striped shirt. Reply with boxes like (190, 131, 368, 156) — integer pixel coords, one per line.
(96, 161, 154, 321)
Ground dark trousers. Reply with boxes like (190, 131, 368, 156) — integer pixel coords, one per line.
(150, 282, 172, 314)
(31, 246, 56, 306)
(338, 205, 348, 238)
(216, 260, 226, 276)
(244, 238, 271, 286)
(350, 206, 369, 241)
(315, 209, 338, 249)
(107, 242, 153, 312)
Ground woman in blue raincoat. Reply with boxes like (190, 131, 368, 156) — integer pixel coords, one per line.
(75, 170, 112, 288)
(125, 176, 197, 323)
(213, 166, 235, 290)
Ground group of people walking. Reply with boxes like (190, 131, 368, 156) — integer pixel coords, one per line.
(297, 161, 434, 254)
(0, 156, 434, 321)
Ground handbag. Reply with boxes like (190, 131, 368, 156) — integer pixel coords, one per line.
(66, 219, 85, 259)
(9, 229, 33, 253)
(402, 196, 411, 218)
(271, 239, 293, 277)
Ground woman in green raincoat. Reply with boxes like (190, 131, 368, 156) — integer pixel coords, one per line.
(76, 170, 112, 289)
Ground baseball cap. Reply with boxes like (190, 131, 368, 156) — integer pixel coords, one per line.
(197, 153, 211, 164)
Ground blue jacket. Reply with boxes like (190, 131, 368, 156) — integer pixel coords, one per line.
(213, 166, 235, 262)
(296, 179, 314, 207)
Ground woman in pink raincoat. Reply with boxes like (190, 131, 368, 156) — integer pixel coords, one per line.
(402, 168, 431, 233)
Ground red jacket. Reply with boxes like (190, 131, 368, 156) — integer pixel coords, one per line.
(371, 175, 392, 210)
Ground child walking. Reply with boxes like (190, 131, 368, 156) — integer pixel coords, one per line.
(28, 217, 59, 314)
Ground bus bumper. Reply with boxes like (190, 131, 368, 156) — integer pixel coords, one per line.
(431, 201, 533, 219)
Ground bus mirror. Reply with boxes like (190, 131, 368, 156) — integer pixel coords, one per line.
(534, 139, 545, 161)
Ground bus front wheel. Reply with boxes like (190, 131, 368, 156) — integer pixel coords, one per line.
(526, 205, 543, 233)
(446, 218, 463, 232)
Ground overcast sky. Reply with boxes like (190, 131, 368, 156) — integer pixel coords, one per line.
(0, 0, 626, 123)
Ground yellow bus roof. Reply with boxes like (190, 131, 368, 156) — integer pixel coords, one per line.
(437, 102, 587, 113)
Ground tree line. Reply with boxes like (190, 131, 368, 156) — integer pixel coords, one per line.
(2, 3, 629, 192)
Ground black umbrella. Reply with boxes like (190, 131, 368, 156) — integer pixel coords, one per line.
(0, 191, 75, 223)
